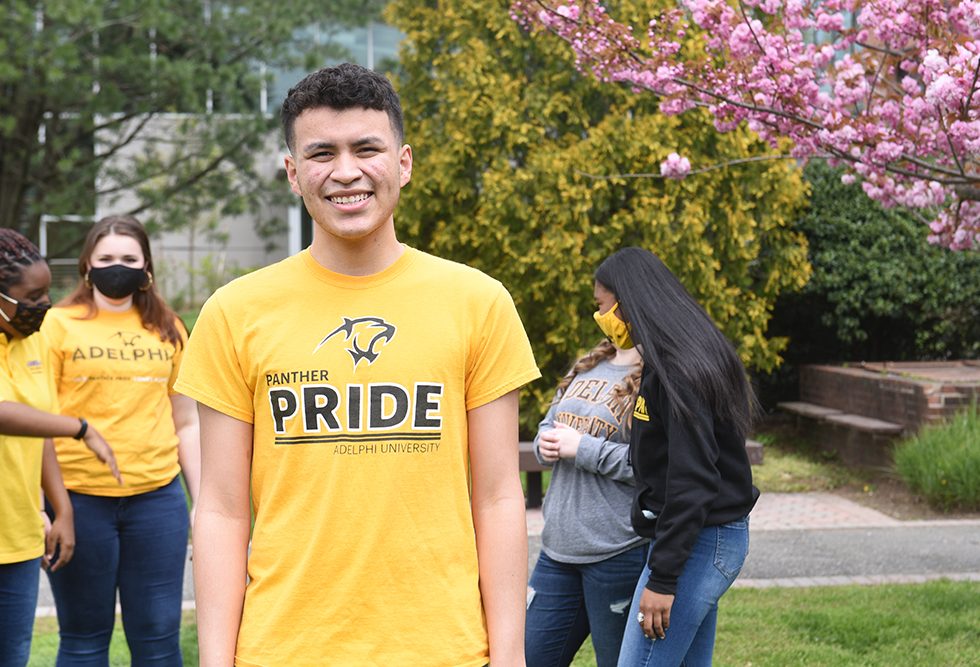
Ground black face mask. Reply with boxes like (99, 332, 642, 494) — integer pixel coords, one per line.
(0, 292, 51, 337)
(88, 264, 148, 299)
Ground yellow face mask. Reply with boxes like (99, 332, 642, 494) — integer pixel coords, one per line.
(593, 302, 634, 349)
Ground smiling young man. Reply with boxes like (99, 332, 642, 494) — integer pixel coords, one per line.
(174, 63, 540, 666)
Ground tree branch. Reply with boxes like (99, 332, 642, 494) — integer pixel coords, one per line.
(574, 154, 806, 180)
(123, 132, 256, 217)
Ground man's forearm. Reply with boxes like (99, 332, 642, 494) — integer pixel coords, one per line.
(194, 511, 250, 667)
(473, 494, 528, 666)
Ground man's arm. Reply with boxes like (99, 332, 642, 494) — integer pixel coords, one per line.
(194, 403, 252, 667)
(468, 389, 527, 667)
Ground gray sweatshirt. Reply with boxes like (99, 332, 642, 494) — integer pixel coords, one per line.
(534, 359, 648, 563)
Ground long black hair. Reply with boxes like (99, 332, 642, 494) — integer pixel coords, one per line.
(594, 247, 755, 438)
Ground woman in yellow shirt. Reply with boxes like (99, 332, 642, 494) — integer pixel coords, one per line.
(42, 215, 200, 665)
(0, 229, 119, 667)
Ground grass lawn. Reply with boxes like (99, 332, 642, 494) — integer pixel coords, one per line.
(30, 612, 197, 666)
(750, 427, 867, 493)
(31, 581, 977, 666)
(567, 580, 980, 666)
(712, 580, 980, 666)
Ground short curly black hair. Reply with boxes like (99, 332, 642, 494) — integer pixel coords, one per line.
(280, 62, 404, 152)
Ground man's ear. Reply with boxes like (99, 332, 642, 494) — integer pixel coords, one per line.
(284, 154, 303, 197)
(399, 144, 413, 188)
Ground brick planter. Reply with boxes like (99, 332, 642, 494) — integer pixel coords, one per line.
(800, 362, 980, 431)
(780, 361, 980, 468)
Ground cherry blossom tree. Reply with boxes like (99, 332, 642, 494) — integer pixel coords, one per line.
(512, 0, 980, 250)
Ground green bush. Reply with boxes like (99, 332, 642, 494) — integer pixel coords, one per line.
(759, 162, 980, 408)
(894, 405, 980, 511)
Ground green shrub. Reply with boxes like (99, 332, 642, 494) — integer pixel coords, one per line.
(759, 162, 980, 409)
(894, 405, 980, 511)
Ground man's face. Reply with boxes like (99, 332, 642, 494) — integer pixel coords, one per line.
(284, 106, 412, 246)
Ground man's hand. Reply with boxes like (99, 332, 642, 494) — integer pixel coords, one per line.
(638, 588, 673, 640)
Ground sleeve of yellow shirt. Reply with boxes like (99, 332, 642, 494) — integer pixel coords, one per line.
(464, 282, 540, 411)
(174, 293, 254, 424)
(168, 317, 190, 395)
(40, 307, 66, 390)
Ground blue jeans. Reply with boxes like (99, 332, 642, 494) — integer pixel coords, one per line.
(526, 544, 648, 667)
(0, 557, 41, 667)
(46, 477, 188, 667)
(617, 517, 749, 667)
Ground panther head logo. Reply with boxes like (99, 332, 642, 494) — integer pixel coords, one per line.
(109, 331, 141, 347)
(313, 316, 396, 369)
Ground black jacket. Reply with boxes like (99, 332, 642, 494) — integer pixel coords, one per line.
(630, 366, 759, 595)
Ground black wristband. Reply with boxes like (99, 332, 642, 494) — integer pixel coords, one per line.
(73, 417, 88, 440)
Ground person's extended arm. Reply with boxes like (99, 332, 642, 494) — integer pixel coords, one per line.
(194, 403, 252, 667)
(40, 438, 74, 571)
(0, 400, 121, 483)
(469, 389, 527, 667)
(171, 394, 201, 516)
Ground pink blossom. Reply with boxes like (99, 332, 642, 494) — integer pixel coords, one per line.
(925, 74, 963, 110)
(512, 0, 980, 249)
(660, 152, 692, 179)
(556, 4, 581, 20)
(815, 11, 845, 31)
(760, 0, 782, 14)
(921, 50, 948, 76)
(660, 97, 696, 115)
(873, 141, 904, 162)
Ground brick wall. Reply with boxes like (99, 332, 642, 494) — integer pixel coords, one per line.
(800, 364, 979, 431)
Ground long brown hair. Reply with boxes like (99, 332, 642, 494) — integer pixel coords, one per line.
(554, 339, 642, 424)
(59, 215, 184, 349)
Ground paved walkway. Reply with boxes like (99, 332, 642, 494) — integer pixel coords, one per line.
(527, 492, 980, 590)
(36, 492, 980, 617)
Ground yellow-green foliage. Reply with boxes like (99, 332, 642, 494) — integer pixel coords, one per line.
(386, 0, 811, 436)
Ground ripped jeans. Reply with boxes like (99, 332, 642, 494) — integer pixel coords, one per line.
(526, 544, 648, 667)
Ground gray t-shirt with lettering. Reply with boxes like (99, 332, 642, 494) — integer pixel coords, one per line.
(534, 359, 648, 563)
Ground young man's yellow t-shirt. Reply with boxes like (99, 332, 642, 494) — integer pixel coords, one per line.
(0, 331, 58, 564)
(175, 247, 540, 666)
(42, 305, 185, 495)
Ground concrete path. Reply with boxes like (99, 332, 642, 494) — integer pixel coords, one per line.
(36, 492, 980, 617)
(527, 492, 980, 590)
(736, 492, 980, 588)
